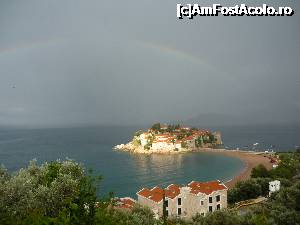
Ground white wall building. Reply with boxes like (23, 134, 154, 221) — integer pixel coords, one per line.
(269, 180, 280, 196)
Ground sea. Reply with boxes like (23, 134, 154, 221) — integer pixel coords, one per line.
(0, 124, 299, 198)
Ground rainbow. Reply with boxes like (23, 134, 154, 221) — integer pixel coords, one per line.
(0, 38, 64, 56)
(135, 40, 216, 70)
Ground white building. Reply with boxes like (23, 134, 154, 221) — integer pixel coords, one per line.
(140, 132, 150, 147)
(269, 180, 280, 196)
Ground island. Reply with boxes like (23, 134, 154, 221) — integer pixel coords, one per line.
(114, 123, 222, 153)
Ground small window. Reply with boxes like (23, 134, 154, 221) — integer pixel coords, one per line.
(178, 208, 181, 215)
(165, 210, 168, 217)
(216, 195, 220, 202)
(201, 212, 205, 216)
(201, 200, 204, 205)
(178, 198, 181, 205)
(217, 204, 220, 210)
(209, 206, 213, 212)
(164, 200, 168, 207)
(209, 197, 213, 203)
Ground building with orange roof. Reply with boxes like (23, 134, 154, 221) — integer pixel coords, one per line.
(114, 197, 136, 210)
(126, 124, 222, 153)
(136, 180, 227, 219)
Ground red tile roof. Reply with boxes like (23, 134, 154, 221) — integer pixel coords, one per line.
(149, 192, 164, 202)
(137, 184, 181, 203)
(137, 181, 226, 203)
(166, 184, 181, 199)
(151, 186, 164, 194)
(188, 181, 227, 195)
(115, 197, 136, 209)
(137, 188, 152, 198)
(184, 136, 195, 141)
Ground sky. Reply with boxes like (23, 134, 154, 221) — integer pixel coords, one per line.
(0, 0, 299, 127)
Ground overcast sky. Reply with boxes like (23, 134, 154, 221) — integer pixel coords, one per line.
(0, 0, 299, 127)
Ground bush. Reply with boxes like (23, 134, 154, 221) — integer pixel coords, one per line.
(228, 179, 263, 204)
(192, 210, 242, 225)
(251, 164, 270, 178)
(94, 205, 157, 225)
(0, 159, 101, 224)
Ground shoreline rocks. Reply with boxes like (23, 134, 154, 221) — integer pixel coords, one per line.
(114, 142, 203, 154)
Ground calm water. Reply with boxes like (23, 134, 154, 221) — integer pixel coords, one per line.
(0, 125, 299, 197)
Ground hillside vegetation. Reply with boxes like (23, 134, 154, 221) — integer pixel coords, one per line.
(0, 150, 299, 225)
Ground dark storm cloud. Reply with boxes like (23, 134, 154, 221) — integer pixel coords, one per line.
(0, 0, 299, 127)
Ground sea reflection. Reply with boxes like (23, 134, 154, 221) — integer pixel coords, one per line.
(131, 153, 185, 187)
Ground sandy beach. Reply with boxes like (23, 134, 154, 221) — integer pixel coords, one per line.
(198, 149, 274, 189)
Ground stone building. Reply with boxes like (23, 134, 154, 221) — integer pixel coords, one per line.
(136, 180, 227, 219)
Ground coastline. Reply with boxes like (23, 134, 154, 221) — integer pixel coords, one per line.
(197, 148, 273, 189)
(115, 143, 274, 189)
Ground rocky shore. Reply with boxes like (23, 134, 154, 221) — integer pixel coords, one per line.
(114, 142, 191, 154)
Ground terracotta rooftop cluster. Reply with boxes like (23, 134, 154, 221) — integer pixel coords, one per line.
(137, 181, 227, 203)
(137, 184, 181, 203)
(188, 181, 227, 195)
(114, 197, 136, 209)
(152, 134, 177, 143)
(147, 127, 212, 144)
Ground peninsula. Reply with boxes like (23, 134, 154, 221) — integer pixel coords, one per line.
(114, 123, 222, 153)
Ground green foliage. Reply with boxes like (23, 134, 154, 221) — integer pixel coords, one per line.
(228, 177, 279, 204)
(144, 142, 152, 150)
(95, 205, 157, 225)
(176, 134, 184, 140)
(208, 134, 215, 143)
(195, 136, 203, 148)
(181, 141, 188, 149)
(1, 150, 299, 225)
(268, 204, 300, 225)
(174, 124, 181, 130)
(228, 179, 263, 204)
(270, 182, 300, 211)
(265, 182, 300, 225)
(134, 130, 143, 137)
(251, 164, 270, 178)
(269, 163, 297, 179)
(191, 210, 242, 225)
(254, 178, 272, 196)
(166, 125, 175, 133)
(244, 182, 300, 225)
(242, 206, 271, 225)
(0, 159, 101, 224)
(251, 151, 300, 180)
(132, 137, 141, 147)
(151, 123, 161, 132)
(0, 165, 10, 184)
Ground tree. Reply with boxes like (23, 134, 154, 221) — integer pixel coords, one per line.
(270, 163, 297, 179)
(181, 141, 188, 149)
(195, 136, 203, 148)
(270, 182, 300, 211)
(192, 210, 242, 225)
(268, 205, 300, 225)
(134, 130, 143, 137)
(94, 205, 156, 225)
(228, 179, 262, 204)
(251, 164, 270, 178)
(208, 134, 215, 143)
(132, 137, 141, 147)
(0, 159, 101, 224)
(151, 123, 161, 132)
